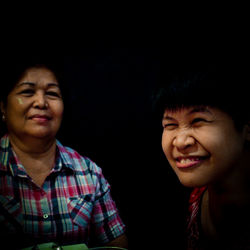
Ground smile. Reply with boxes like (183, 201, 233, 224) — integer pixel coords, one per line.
(29, 115, 51, 123)
(175, 156, 209, 169)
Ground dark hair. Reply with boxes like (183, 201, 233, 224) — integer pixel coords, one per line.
(1, 54, 66, 104)
(153, 63, 250, 131)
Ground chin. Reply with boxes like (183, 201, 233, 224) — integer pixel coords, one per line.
(27, 130, 57, 139)
(27, 126, 58, 136)
(177, 174, 208, 188)
(35, 134, 56, 139)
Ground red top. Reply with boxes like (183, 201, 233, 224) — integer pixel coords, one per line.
(187, 186, 207, 250)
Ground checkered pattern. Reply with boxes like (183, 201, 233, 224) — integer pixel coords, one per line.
(0, 135, 125, 247)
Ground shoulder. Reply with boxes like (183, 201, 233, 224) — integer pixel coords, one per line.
(0, 135, 11, 171)
(56, 140, 103, 176)
(0, 134, 10, 150)
(56, 140, 110, 196)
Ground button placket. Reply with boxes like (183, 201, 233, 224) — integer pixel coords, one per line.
(40, 196, 50, 220)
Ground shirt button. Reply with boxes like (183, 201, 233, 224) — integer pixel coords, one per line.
(78, 198, 84, 204)
(43, 214, 49, 219)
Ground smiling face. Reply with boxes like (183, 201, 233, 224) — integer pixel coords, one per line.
(161, 106, 246, 187)
(1, 67, 64, 141)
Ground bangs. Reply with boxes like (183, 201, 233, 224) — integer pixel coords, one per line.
(154, 78, 218, 117)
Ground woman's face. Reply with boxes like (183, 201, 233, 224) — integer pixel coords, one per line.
(2, 67, 64, 140)
(161, 106, 246, 187)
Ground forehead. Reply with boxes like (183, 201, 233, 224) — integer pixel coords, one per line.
(163, 106, 213, 118)
(19, 67, 58, 82)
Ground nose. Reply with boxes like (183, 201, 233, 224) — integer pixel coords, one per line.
(173, 129, 195, 150)
(33, 92, 48, 109)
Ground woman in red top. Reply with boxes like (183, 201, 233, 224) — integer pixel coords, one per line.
(154, 61, 250, 249)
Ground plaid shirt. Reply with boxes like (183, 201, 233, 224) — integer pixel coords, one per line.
(0, 135, 125, 248)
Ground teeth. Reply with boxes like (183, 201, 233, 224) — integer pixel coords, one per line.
(179, 158, 200, 164)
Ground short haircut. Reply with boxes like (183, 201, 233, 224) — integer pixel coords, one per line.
(153, 62, 250, 130)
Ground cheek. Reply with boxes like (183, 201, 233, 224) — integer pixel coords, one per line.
(194, 127, 224, 152)
(202, 128, 244, 166)
(161, 132, 172, 158)
(53, 103, 64, 119)
(219, 135, 244, 163)
(6, 99, 23, 117)
(17, 97, 24, 105)
(57, 109, 64, 119)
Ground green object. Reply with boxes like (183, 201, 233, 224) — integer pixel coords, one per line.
(22, 242, 128, 250)
(22, 242, 88, 250)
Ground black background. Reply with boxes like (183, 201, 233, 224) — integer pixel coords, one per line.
(2, 10, 246, 248)
(54, 41, 192, 249)
(4, 36, 207, 249)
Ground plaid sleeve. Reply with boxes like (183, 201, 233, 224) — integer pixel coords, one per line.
(89, 162, 126, 244)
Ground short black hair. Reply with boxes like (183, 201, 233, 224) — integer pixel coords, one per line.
(153, 62, 250, 131)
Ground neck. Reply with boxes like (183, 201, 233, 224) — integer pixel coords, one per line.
(208, 149, 250, 205)
(8, 133, 57, 187)
(202, 149, 250, 240)
(9, 132, 56, 156)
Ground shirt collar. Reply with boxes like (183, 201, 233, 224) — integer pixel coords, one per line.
(0, 135, 75, 176)
(51, 144, 75, 173)
(0, 134, 12, 173)
(56, 139, 75, 172)
(0, 134, 27, 177)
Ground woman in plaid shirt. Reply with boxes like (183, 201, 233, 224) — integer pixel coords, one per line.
(154, 61, 250, 249)
(0, 56, 127, 249)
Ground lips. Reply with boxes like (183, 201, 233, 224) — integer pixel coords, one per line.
(175, 155, 209, 169)
(29, 114, 51, 122)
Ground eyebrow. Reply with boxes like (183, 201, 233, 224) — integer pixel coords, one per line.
(162, 115, 175, 121)
(17, 82, 59, 87)
(188, 106, 212, 115)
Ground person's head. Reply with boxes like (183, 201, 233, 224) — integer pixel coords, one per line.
(0, 56, 65, 141)
(154, 63, 250, 187)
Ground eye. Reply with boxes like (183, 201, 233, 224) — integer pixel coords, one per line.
(46, 91, 61, 98)
(192, 118, 206, 123)
(191, 118, 211, 126)
(163, 123, 178, 130)
(19, 89, 35, 96)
